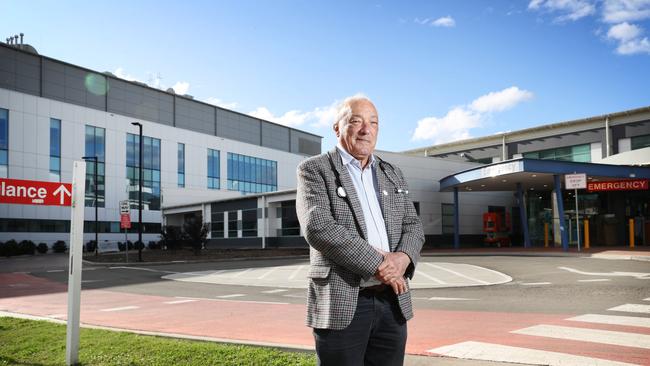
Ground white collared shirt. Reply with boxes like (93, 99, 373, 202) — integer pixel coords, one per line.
(336, 145, 389, 285)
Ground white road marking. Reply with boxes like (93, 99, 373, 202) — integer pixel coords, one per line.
(46, 269, 64, 273)
(100, 306, 140, 312)
(261, 289, 289, 294)
(568, 314, 650, 328)
(416, 264, 447, 284)
(427, 297, 478, 301)
(256, 268, 277, 280)
(163, 299, 198, 305)
(216, 294, 246, 299)
(12, 271, 30, 274)
(521, 282, 551, 286)
(283, 294, 307, 299)
(608, 304, 650, 314)
(512, 324, 650, 349)
(230, 268, 253, 278)
(578, 279, 611, 282)
(428, 341, 636, 366)
(559, 266, 650, 279)
(81, 280, 104, 283)
(288, 265, 304, 280)
(109, 266, 178, 274)
(425, 263, 490, 285)
(175, 296, 288, 305)
(643, 298, 650, 302)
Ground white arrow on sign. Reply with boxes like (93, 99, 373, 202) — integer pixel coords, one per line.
(53, 184, 72, 205)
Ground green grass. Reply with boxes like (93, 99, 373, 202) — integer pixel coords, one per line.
(0, 317, 316, 366)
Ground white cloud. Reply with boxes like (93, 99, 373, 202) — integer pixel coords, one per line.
(113, 67, 143, 83)
(412, 107, 481, 143)
(527, 0, 596, 21)
(432, 16, 456, 27)
(247, 99, 340, 129)
(607, 22, 642, 41)
(616, 36, 650, 54)
(411, 86, 533, 144)
(172, 81, 190, 95)
(602, 0, 650, 23)
(469, 87, 534, 113)
(204, 97, 239, 110)
(415, 16, 456, 27)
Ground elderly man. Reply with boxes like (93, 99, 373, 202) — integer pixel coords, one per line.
(296, 94, 425, 365)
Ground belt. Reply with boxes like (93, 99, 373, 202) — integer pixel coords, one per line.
(359, 284, 389, 296)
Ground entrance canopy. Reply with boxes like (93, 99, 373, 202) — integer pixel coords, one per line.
(439, 158, 650, 192)
(438, 158, 650, 251)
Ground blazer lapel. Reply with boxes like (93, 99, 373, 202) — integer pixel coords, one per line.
(328, 149, 368, 240)
(375, 160, 395, 250)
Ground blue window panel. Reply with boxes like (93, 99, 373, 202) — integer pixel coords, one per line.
(178, 143, 184, 173)
(85, 126, 95, 157)
(0, 109, 7, 150)
(0, 150, 7, 165)
(178, 173, 185, 187)
(49, 157, 60, 171)
(50, 119, 61, 157)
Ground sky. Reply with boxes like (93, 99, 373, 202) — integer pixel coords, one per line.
(3, 0, 650, 152)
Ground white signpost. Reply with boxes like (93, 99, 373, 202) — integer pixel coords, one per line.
(66, 161, 86, 366)
(565, 173, 587, 252)
(120, 200, 130, 262)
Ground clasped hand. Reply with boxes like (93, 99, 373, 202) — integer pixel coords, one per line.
(374, 251, 410, 295)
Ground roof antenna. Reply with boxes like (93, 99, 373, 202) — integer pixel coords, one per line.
(20, 33, 24, 45)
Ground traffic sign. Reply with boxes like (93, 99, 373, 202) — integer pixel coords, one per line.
(0, 178, 72, 206)
(120, 213, 131, 229)
(119, 200, 130, 214)
(565, 173, 587, 190)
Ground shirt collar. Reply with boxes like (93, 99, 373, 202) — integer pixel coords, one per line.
(336, 143, 376, 170)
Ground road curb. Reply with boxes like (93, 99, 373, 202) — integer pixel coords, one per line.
(82, 254, 310, 267)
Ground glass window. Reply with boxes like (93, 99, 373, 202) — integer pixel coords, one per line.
(442, 203, 455, 235)
(523, 143, 591, 163)
(126, 133, 161, 210)
(207, 149, 220, 189)
(50, 119, 61, 181)
(228, 211, 238, 238)
(226, 152, 277, 194)
(85, 125, 105, 207)
(0, 109, 7, 178)
(631, 134, 650, 150)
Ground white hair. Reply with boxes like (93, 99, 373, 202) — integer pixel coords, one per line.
(333, 93, 372, 128)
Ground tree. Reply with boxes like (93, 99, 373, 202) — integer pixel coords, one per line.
(160, 225, 184, 252)
(183, 219, 209, 255)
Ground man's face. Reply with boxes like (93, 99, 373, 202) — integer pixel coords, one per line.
(335, 99, 379, 167)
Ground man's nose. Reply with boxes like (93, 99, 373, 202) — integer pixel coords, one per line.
(358, 121, 371, 134)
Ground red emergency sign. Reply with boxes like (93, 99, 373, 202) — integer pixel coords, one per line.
(0, 178, 72, 206)
(587, 179, 649, 192)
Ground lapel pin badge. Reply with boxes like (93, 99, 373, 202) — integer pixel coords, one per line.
(337, 186, 347, 198)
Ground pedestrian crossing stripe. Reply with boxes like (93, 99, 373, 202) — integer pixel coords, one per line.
(568, 314, 650, 328)
(428, 341, 635, 366)
(511, 324, 650, 349)
(608, 303, 650, 314)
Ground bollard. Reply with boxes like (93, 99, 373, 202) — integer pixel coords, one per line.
(629, 218, 635, 248)
(544, 222, 549, 248)
(584, 219, 590, 250)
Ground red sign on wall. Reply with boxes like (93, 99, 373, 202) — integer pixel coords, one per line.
(120, 214, 131, 229)
(587, 179, 649, 192)
(0, 178, 72, 206)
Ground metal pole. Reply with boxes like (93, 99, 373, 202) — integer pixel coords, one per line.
(131, 122, 143, 262)
(575, 188, 580, 252)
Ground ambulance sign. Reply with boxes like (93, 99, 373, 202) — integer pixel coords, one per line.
(0, 178, 72, 206)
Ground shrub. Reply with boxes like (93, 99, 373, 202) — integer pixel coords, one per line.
(52, 240, 67, 253)
(117, 242, 126, 251)
(161, 226, 184, 251)
(85, 240, 97, 253)
(183, 219, 209, 255)
(147, 241, 161, 250)
(36, 243, 49, 254)
(1, 240, 19, 257)
(134, 240, 144, 250)
(127, 240, 134, 250)
(17, 240, 36, 255)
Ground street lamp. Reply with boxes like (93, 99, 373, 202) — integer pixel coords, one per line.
(131, 122, 144, 262)
(82, 155, 98, 257)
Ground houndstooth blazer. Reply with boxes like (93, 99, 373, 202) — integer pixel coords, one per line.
(296, 148, 425, 330)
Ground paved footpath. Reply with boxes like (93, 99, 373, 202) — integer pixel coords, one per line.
(1, 249, 649, 365)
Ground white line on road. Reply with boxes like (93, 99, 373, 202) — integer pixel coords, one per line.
(81, 280, 104, 283)
(416, 264, 447, 284)
(568, 314, 650, 328)
(257, 268, 278, 280)
(521, 282, 552, 286)
(608, 304, 650, 314)
(163, 299, 198, 305)
(644, 298, 650, 302)
(176, 296, 288, 305)
(288, 265, 304, 280)
(427, 297, 478, 301)
(216, 294, 246, 299)
(46, 270, 65, 273)
(230, 268, 253, 278)
(262, 289, 289, 294)
(428, 341, 636, 366)
(578, 279, 611, 282)
(558, 266, 650, 279)
(100, 306, 140, 312)
(109, 266, 178, 274)
(425, 263, 490, 285)
(283, 294, 307, 299)
(512, 324, 650, 349)
(12, 271, 30, 274)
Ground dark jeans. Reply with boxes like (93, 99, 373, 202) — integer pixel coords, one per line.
(313, 289, 407, 366)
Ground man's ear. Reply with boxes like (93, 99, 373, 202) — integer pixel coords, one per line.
(333, 122, 340, 137)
